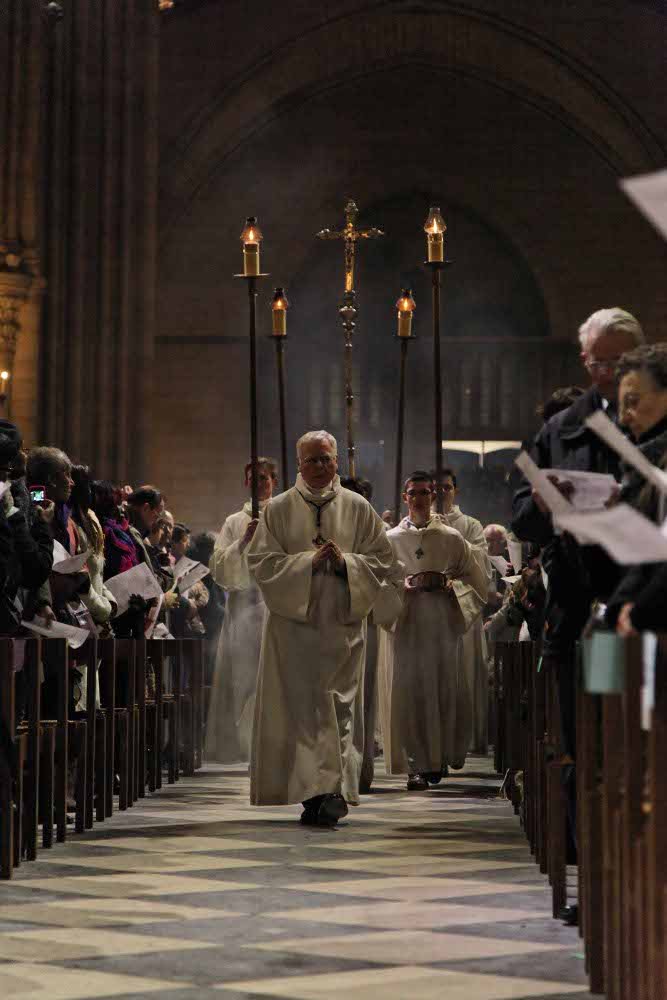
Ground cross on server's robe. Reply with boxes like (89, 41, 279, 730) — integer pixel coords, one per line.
(206, 502, 266, 763)
(440, 506, 492, 754)
(379, 517, 489, 774)
(246, 476, 394, 806)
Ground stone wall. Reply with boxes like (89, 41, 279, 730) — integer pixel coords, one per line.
(155, 0, 667, 528)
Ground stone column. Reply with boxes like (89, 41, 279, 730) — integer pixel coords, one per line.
(0, 0, 49, 437)
(41, 0, 160, 481)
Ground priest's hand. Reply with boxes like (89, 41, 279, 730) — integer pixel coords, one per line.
(313, 540, 345, 573)
(240, 518, 259, 552)
(325, 541, 345, 573)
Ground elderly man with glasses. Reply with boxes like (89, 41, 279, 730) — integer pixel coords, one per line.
(511, 306, 644, 926)
(246, 430, 394, 827)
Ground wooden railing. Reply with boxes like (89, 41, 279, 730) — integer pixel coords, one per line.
(494, 637, 667, 998)
(0, 637, 206, 879)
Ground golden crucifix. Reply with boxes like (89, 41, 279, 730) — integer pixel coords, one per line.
(317, 200, 384, 478)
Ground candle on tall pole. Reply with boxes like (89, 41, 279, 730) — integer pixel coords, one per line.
(271, 287, 290, 493)
(316, 199, 384, 478)
(423, 207, 448, 514)
(393, 289, 416, 524)
(236, 216, 268, 519)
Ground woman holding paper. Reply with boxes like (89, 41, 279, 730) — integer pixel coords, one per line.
(205, 458, 278, 763)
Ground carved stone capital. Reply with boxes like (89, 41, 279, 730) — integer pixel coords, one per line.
(0, 270, 32, 360)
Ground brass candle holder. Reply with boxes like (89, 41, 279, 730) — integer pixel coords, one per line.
(236, 216, 269, 518)
(393, 290, 416, 523)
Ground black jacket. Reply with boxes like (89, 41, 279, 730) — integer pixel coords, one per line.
(0, 508, 53, 634)
(512, 387, 622, 546)
(606, 420, 667, 632)
(512, 387, 623, 658)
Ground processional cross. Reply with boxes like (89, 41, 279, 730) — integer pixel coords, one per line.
(317, 200, 384, 478)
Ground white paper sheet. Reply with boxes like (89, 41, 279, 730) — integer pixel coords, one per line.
(621, 169, 667, 242)
(542, 469, 617, 512)
(21, 616, 90, 649)
(514, 451, 573, 515)
(502, 574, 522, 586)
(172, 556, 208, 595)
(554, 504, 667, 564)
(52, 540, 90, 575)
(585, 410, 667, 496)
(507, 539, 523, 573)
(105, 563, 163, 617)
(489, 554, 510, 577)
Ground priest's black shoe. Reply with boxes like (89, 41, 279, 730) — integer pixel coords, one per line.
(300, 794, 325, 825)
(407, 774, 428, 791)
(423, 771, 443, 785)
(317, 793, 348, 827)
(558, 904, 579, 926)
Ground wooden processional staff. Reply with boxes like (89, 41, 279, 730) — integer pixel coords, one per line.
(317, 200, 384, 478)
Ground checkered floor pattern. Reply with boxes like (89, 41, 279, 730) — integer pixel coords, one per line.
(0, 757, 594, 999)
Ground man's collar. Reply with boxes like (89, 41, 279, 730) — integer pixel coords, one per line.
(557, 386, 603, 441)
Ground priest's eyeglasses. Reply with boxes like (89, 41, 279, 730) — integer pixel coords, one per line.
(302, 455, 336, 466)
(406, 488, 433, 497)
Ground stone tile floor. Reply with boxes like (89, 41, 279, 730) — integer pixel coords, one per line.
(0, 757, 595, 999)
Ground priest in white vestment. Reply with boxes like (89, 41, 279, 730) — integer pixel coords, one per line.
(379, 470, 489, 790)
(205, 458, 277, 763)
(438, 469, 492, 755)
(246, 430, 394, 827)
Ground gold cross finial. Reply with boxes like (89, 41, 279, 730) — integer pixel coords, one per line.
(317, 200, 384, 292)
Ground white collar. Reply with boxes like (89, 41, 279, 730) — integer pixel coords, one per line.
(401, 515, 434, 531)
(295, 473, 340, 504)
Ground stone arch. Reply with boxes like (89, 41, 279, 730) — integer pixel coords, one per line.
(160, 2, 664, 239)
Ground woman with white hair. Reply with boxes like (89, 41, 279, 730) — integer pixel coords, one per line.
(246, 430, 394, 826)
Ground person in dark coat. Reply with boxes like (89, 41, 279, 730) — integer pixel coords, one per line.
(511, 308, 644, 924)
(605, 343, 667, 635)
(0, 423, 54, 634)
(512, 308, 645, 664)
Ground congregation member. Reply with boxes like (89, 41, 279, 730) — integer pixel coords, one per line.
(483, 523, 509, 615)
(605, 342, 667, 635)
(512, 308, 644, 738)
(188, 530, 225, 645)
(0, 424, 54, 633)
(70, 465, 116, 634)
(246, 431, 393, 826)
(379, 470, 488, 790)
(512, 307, 644, 923)
(438, 468, 491, 754)
(206, 458, 277, 763)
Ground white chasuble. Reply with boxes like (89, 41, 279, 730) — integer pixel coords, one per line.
(246, 476, 393, 806)
(439, 506, 492, 753)
(205, 502, 266, 763)
(379, 518, 488, 775)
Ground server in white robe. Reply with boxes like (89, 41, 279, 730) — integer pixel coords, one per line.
(205, 458, 277, 763)
(379, 470, 488, 789)
(438, 469, 492, 755)
(246, 430, 393, 827)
